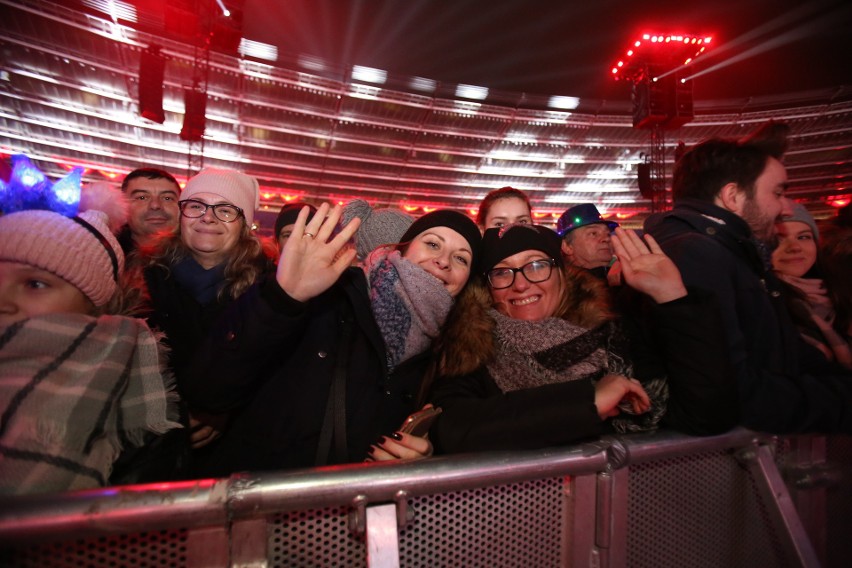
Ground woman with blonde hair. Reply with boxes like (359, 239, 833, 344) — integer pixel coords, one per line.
(140, 168, 274, 452)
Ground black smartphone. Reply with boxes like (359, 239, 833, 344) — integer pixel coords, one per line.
(398, 406, 442, 437)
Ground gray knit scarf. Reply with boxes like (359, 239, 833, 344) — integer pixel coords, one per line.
(488, 309, 617, 391)
(364, 249, 454, 371)
(487, 309, 668, 434)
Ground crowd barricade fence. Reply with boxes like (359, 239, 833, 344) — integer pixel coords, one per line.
(1, 428, 850, 567)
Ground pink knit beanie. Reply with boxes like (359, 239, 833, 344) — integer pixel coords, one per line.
(181, 168, 260, 226)
(0, 209, 124, 307)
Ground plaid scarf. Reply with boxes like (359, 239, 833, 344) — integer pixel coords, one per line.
(0, 314, 181, 495)
(363, 249, 453, 370)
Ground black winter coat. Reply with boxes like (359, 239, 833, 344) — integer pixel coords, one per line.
(430, 282, 738, 455)
(143, 264, 233, 382)
(645, 199, 852, 434)
(181, 268, 429, 476)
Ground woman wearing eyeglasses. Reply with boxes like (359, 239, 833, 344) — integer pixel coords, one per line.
(427, 223, 738, 454)
(139, 168, 274, 457)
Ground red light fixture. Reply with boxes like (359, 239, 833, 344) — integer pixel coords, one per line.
(610, 32, 714, 81)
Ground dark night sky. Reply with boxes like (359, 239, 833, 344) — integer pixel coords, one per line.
(241, 0, 852, 102)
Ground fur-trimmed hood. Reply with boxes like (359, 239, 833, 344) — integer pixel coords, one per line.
(434, 265, 614, 377)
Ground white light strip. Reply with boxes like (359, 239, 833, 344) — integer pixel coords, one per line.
(548, 96, 580, 110)
(351, 65, 387, 85)
(82, 0, 136, 24)
(239, 39, 278, 62)
(409, 77, 436, 92)
(455, 84, 489, 100)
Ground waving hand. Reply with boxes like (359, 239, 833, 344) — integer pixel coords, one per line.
(276, 203, 361, 302)
(611, 227, 687, 303)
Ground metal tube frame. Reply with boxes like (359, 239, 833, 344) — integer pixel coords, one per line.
(0, 428, 837, 568)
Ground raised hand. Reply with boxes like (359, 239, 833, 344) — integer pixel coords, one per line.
(276, 203, 361, 302)
(611, 227, 687, 303)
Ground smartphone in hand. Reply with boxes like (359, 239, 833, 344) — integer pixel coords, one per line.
(399, 406, 442, 437)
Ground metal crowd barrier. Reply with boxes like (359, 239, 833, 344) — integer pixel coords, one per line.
(1, 428, 850, 567)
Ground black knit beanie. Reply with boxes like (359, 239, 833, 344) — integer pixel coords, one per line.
(480, 224, 564, 274)
(399, 210, 481, 267)
(274, 202, 317, 237)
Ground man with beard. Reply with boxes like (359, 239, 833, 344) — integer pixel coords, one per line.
(645, 135, 852, 433)
(118, 167, 181, 254)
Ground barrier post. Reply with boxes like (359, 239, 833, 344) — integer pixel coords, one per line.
(742, 441, 821, 568)
(566, 474, 598, 568)
(366, 503, 400, 567)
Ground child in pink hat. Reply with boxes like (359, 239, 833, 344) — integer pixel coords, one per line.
(0, 185, 181, 495)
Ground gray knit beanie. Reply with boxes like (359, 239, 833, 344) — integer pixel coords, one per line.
(342, 199, 414, 260)
(780, 202, 819, 241)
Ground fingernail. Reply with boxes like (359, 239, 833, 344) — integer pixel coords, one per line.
(376, 436, 387, 445)
(367, 445, 376, 455)
(390, 432, 403, 441)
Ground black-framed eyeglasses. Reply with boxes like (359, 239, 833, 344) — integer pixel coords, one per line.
(178, 199, 243, 223)
(486, 259, 557, 289)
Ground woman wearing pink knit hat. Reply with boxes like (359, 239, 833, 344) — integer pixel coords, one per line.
(0, 179, 181, 495)
(139, 167, 275, 454)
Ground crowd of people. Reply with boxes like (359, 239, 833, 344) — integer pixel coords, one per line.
(1, 123, 851, 494)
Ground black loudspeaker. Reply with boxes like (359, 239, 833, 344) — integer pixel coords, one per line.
(180, 89, 207, 142)
(632, 68, 672, 129)
(138, 46, 165, 124)
(667, 76, 694, 129)
(637, 162, 653, 199)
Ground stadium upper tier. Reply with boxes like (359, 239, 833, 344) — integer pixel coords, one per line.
(1, 0, 850, 230)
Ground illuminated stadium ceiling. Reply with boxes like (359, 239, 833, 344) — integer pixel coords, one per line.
(1, 0, 851, 232)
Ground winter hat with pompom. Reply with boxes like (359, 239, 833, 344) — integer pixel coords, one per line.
(0, 207, 125, 307)
(342, 199, 414, 260)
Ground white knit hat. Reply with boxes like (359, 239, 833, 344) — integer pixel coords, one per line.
(181, 168, 260, 225)
(0, 209, 124, 307)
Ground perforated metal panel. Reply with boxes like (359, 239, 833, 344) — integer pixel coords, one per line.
(626, 450, 788, 568)
(827, 435, 852, 568)
(397, 477, 565, 567)
(266, 478, 566, 568)
(0, 529, 188, 568)
(269, 506, 366, 567)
